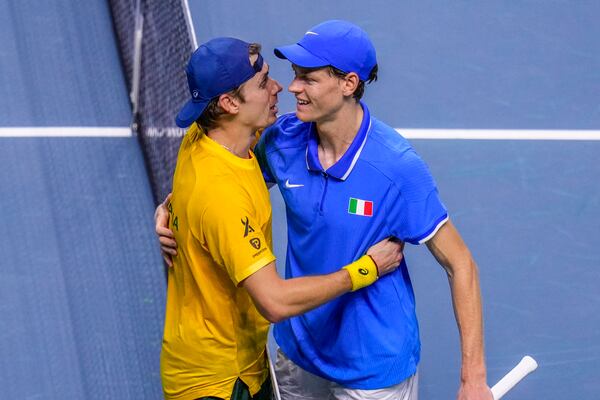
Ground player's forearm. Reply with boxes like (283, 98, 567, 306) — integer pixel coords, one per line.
(448, 258, 487, 383)
(246, 257, 379, 323)
(272, 270, 352, 319)
(264, 254, 382, 322)
(248, 268, 352, 323)
(246, 251, 390, 323)
(427, 221, 487, 384)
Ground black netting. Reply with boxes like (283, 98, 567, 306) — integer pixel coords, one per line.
(108, 0, 194, 204)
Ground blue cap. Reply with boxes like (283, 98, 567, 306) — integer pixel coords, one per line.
(176, 37, 264, 128)
(274, 20, 376, 81)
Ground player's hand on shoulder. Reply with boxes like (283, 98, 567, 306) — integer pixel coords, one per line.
(366, 237, 404, 276)
(154, 193, 177, 267)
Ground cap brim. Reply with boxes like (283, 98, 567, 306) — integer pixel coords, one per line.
(274, 44, 329, 68)
(175, 99, 209, 128)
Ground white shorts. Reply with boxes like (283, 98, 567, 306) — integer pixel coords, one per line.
(274, 348, 418, 400)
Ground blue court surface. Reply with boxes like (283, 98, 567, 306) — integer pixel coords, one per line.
(0, 0, 598, 399)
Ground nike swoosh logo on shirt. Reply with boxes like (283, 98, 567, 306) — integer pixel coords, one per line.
(284, 179, 304, 188)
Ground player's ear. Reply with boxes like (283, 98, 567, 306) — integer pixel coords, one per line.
(340, 72, 360, 98)
(218, 93, 240, 115)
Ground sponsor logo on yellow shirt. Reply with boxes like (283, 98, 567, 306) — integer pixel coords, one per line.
(249, 238, 261, 249)
(241, 216, 255, 237)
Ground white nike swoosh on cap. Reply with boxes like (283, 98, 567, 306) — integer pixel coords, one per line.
(305, 31, 319, 35)
(284, 179, 304, 188)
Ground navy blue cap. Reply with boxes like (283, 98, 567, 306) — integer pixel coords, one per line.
(274, 20, 376, 81)
(176, 37, 264, 128)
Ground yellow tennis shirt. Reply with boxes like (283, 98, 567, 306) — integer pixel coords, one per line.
(161, 125, 275, 400)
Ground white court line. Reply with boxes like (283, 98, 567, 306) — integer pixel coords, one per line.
(2, 127, 598, 140)
(0, 127, 132, 137)
(397, 129, 600, 140)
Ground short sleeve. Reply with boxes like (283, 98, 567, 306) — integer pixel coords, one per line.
(387, 150, 448, 244)
(200, 197, 276, 285)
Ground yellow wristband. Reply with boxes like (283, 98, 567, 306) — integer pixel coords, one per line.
(343, 255, 379, 291)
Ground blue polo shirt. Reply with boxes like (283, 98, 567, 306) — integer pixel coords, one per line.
(255, 103, 448, 389)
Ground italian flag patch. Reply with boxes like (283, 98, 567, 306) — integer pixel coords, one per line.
(348, 197, 373, 217)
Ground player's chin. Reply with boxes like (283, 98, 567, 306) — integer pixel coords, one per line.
(257, 115, 277, 130)
(266, 113, 278, 125)
(295, 110, 313, 122)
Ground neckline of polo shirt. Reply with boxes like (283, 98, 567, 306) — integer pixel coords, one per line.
(199, 132, 256, 169)
(305, 101, 371, 180)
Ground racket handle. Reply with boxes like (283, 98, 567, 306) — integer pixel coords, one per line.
(491, 355, 538, 399)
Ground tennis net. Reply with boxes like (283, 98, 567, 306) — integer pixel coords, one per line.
(108, 0, 196, 204)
